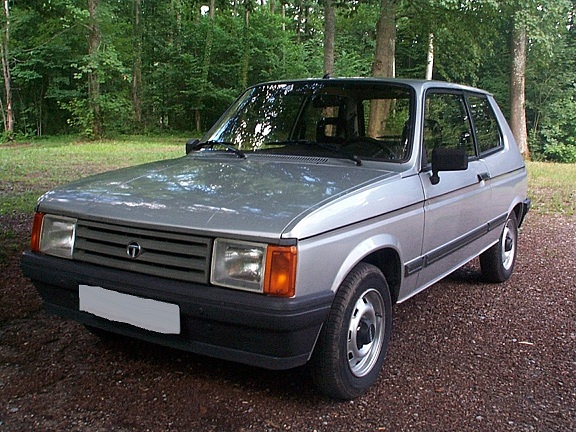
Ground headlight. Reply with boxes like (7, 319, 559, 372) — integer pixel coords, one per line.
(211, 239, 297, 297)
(31, 213, 77, 259)
(211, 239, 266, 292)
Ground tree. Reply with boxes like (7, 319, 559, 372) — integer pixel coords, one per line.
(1, 0, 14, 137)
(510, 12, 529, 159)
(132, 0, 143, 128)
(196, 0, 215, 132)
(323, 0, 335, 77)
(240, 0, 254, 88)
(368, 0, 396, 137)
(0, 0, 572, 161)
(502, 0, 575, 161)
(525, 0, 576, 162)
(87, 0, 102, 137)
(371, 0, 396, 78)
(425, 32, 433, 80)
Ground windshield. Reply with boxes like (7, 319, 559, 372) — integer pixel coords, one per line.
(202, 81, 414, 162)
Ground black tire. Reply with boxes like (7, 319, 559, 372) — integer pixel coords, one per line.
(310, 263, 392, 400)
(480, 212, 519, 283)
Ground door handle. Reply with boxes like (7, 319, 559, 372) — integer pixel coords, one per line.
(477, 172, 491, 182)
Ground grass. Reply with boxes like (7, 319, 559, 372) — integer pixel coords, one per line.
(1, 136, 574, 216)
(526, 161, 576, 216)
(0, 135, 185, 215)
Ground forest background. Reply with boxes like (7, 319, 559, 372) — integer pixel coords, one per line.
(1, 0, 575, 162)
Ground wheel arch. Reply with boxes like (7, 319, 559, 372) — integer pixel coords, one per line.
(513, 203, 523, 225)
(360, 249, 402, 304)
(330, 237, 403, 305)
(512, 199, 530, 228)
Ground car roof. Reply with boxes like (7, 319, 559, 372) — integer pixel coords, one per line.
(250, 77, 492, 97)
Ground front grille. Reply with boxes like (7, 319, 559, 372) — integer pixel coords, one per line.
(74, 220, 212, 283)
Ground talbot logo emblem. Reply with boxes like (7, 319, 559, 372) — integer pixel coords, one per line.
(126, 241, 143, 259)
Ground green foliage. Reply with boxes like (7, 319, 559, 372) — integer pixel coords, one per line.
(335, 3, 377, 77)
(59, 98, 94, 137)
(538, 96, 576, 156)
(542, 143, 576, 164)
(1, 0, 575, 163)
(524, 0, 576, 162)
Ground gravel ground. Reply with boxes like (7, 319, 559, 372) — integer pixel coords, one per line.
(0, 212, 575, 431)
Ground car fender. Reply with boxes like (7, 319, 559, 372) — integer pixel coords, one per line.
(329, 234, 403, 294)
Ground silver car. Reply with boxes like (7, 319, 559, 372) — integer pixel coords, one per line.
(21, 78, 530, 399)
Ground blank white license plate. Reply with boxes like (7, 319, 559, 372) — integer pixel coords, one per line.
(79, 285, 180, 334)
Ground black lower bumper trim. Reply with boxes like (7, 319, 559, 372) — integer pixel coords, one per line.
(21, 251, 334, 370)
(519, 198, 531, 227)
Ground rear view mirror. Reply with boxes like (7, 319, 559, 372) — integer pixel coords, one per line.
(312, 94, 344, 108)
(430, 147, 468, 185)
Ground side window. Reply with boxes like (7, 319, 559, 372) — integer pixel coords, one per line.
(423, 92, 475, 165)
(467, 95, 503, 155)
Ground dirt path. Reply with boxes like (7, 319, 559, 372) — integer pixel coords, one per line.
(1, 213, 575, 431)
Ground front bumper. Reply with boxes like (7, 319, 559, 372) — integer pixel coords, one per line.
(20, 251, 333, 370)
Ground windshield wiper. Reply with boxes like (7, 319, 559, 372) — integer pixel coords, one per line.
(190, 139, 246, 159)
(268, 140, 362, 166)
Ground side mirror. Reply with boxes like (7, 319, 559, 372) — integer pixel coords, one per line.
(430, 147, 468, 185)
(185, 138, 200, 154)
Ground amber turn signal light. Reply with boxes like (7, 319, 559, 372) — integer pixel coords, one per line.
(264, 245, 297, 297)
(30, 212, 44, 252)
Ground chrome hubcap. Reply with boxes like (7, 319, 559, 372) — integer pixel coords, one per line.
(347, 289, 385, 377)
(501, 220, 516, 271)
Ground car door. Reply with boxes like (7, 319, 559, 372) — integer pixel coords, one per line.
(416, 90, 493, 288)
(468, 93, 524, 220)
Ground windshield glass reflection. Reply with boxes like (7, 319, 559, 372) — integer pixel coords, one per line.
(203, 81, 414, 162)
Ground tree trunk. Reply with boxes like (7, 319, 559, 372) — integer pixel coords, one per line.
(195, 0, 215, 132)
(132, 0, 143, 129)
(426, 33, 434, 80)
(323, 0, 335, 77)
(296, 0, 302, 42)
(303, 1, 310, 39)
(241, 5, 251, 88)
(368, 0, 396, 137)
(510, 19, 530, 159)
(171, 0, 182, 37)
(88, 0, 102, 138)
(1, 0, 14, 137)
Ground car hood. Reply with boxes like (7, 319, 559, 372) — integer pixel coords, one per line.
(37, 154, 400, 240)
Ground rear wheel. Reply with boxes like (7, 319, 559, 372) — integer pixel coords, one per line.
(480, 212, 518, 282)
(311, 263, 392, 400)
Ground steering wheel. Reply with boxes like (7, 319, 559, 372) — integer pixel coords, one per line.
(341, 136, 396, 159)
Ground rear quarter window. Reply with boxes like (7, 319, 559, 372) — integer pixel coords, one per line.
(467, 95, 503, 156)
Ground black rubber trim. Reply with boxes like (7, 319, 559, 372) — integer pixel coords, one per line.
(20, 251, 333, 370)
(519, 198, 531, 227)
(404, 213, 507, 277)
(404, 257, 424, 276)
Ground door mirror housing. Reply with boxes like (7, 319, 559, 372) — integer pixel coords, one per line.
(430, 147, 468, 185)
(185, 138, 200, 154)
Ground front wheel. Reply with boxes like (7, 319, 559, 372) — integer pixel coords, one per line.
(310, 263, 392, 400)
(480, 212, 519, 282)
